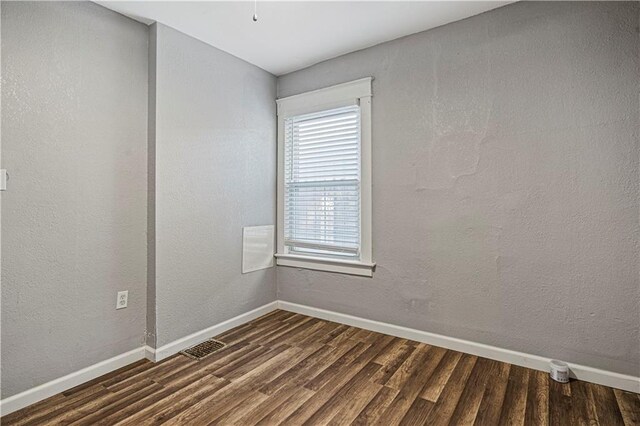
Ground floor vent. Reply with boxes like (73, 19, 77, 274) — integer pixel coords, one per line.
(181, 339, 226, 360)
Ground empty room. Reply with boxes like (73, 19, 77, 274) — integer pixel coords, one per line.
(1, 0, 638, 424)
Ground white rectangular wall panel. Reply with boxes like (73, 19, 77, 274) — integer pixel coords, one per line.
(242, 225, 275, 273)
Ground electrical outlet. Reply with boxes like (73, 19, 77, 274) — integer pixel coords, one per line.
(116, 291, 128, 309)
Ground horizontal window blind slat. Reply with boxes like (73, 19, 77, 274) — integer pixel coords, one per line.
(286, 238, 359, 246)
(295, 111, 358, 126)
(294, 138, 359, 149)
(290, 166, 360, 174)
(285, 192, 359, 197)
(284, 209, 360, 216)
(295, 122, 358, 135)
(285, 195, 360, 203)
(290, 172, 359, 180)
(296, 133, 358, 144)
(285, 201, 359, 206)
(289, 151, 359, 162)
(295, 124, 358, 138)
(294, 156, 359, 166)
(285, 225, 359, 233)
(289, 145, 358, 156)
(288, 215, 360, 223)
(288, 233, 359, 240)
(297, 133, 358, 145)
(295, 132, 358, 142)
(284, 192, 359, 196)
(285, 210, 358, 215)
(295, 137, 358, 148)
(285, 201, 360, 207)
(285, 179, 358, 187)
(285, 213, 359, 218)
(284, 216, 359, 223)
(284, 239, 359, 254)
(286, 230, 360, 239)
(287, 163, 359, 172)
(297, 115, 358, 128)
(285, 194, 359, 199)
(284, 200, 359, 206)
(285, 195, 359, 201)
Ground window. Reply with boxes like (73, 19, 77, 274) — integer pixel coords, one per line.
(283, 105, 360, 258)
(275, 78, 374, 276)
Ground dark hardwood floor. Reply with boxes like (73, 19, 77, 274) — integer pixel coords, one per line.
(2, 310, 639, 425)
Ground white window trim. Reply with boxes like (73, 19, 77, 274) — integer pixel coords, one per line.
(276, 77, 374, 277)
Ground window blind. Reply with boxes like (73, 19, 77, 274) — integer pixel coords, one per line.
(284, 105, 361, 258)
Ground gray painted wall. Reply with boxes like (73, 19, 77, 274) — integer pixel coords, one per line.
(1, 1, 148, 397)
(151, 24, 277, 347)
(277, 1, 640, 376)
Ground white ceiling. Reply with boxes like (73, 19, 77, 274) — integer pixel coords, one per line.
(98, 1, 513, 76)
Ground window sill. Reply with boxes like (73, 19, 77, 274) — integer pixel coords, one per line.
(274, 253, 375, 277)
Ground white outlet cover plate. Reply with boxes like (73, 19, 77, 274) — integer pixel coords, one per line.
(116, 291, 128, 309)
(242, 225, 275, 274)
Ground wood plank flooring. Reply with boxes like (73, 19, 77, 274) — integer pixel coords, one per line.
(3, 310, 639, 425)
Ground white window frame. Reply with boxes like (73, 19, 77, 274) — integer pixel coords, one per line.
(275, 78, 374, 277)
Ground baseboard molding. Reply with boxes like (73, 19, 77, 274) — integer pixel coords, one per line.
(277, 300, 640, 394)
(144, 345, 156, 362)
(151, 301, 279, 362)
(0, 347, 146, 417)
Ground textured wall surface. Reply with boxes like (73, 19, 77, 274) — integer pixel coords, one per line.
(151, 24, 277, 347)
(277, 1, 640, 376)
(1, 2, 148, 397)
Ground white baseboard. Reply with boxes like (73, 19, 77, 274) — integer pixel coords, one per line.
(277, 300, 640, 394)
(150, 301, 279, 362)
(144, 345, 156, 362)
(0, 347, 146, 417)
